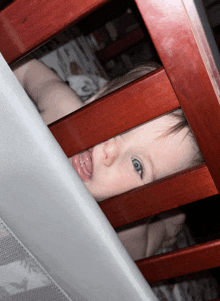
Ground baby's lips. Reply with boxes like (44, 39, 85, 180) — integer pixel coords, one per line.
(71, 149, 93, 182)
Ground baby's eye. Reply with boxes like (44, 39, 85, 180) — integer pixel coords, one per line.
(132, 158, 143, 178)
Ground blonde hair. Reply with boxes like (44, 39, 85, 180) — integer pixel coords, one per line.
(95, 62, 160, 99)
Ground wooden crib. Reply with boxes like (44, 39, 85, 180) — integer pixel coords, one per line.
(1, 0, 220, 299)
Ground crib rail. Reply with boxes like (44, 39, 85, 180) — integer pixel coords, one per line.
(137, 238, 220, 283)
(1, 0, 220, 297)
(135, 0, 220, 193)
(49, 67, 179, 156)
(48, 65, 218, 228)
(0, 0, 110, 64)
(100, 163, 217, 228)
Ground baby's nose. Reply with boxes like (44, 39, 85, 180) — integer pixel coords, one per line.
(103, 138, 120, 167)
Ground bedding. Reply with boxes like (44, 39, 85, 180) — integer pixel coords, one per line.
(32, 25, 107, 102)
(0, 220, 71, 301)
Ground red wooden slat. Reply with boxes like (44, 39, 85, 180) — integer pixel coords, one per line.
(137, 238, 220, 283)
(49, 67, 179, 157)
(0, 0, 109, 64)
(100, 164, 217, 228)
(135, 0, 220, 194)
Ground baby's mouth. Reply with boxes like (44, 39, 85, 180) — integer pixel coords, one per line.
(72, 149, 93, 181)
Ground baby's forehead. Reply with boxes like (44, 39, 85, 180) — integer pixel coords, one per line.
(156, 111, 180, 125)
(141, 113, 192, 152)
(121, 111, 184, 142)
(147, 114, 196, 178)
(154, 111, 188, 137)
(143, 112, 181, 134)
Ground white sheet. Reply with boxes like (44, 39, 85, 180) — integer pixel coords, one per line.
(0, 53, 158, 301)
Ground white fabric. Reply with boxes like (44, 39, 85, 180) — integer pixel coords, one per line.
(0, 53, 158, 301)
(67, 74, 107, 102)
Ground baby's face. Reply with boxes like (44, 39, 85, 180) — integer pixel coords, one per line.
(70, 113, 195, 201)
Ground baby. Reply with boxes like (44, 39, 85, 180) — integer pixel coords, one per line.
(13, 59, 203, 260)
